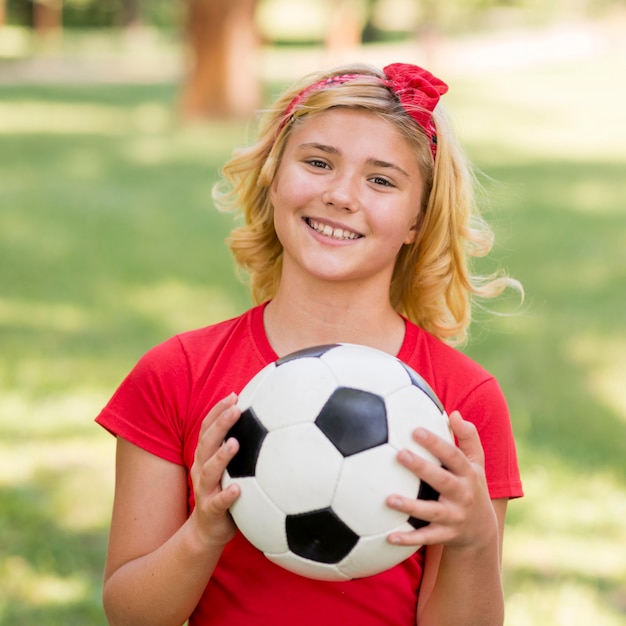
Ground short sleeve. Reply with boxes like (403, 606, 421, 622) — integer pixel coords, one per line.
(95, 336, 190, 465)
(456, 377, 523, 499)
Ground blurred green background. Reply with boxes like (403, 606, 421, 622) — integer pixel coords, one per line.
(1, 0, 625, 624)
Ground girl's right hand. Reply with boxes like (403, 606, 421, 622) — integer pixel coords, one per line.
(189, 393, 242, 548)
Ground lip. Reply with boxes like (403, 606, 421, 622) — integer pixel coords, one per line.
(304, 217, 364, 242)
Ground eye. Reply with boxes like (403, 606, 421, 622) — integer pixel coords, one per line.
(306, 159, 330, 170)
(370, 176, 394, 187)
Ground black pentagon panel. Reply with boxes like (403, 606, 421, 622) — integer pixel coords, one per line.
(417, 478, 440, 502)
(315, 387, 388, 457)
(225, 407, 267, 478)
(286, 507, 359, 564)
(408, 479, 440, 529)
(276, 344, 340, 366)
(399, 362, 444, 412)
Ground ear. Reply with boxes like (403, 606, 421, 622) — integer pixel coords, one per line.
(269, 168, 281, 202)
(403, 211, 423, 245)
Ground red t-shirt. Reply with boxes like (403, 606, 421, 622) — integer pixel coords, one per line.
(97, 302, 522, 625)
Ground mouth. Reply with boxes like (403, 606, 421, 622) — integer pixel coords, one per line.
(305, 218, 363, 241)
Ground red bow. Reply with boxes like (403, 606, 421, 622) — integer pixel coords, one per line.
(278, 63, 448, 159)
(383, 63, 448, 158)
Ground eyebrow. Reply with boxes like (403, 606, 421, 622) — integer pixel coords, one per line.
(296, 142, 338, 154)
(366, 158, 410, 179)
(296, 143, 410, 178)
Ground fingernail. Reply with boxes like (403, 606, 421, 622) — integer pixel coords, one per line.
(414, 427, 428, 441)
(226, 406, 239, 421)
(398, 449, 412, 463)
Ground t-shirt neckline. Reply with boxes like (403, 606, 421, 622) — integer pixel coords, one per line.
(251, 301, 418, 363)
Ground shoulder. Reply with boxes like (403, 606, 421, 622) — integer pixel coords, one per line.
(141, 307, 259, 371)
(401, 321, 511, 436)
(96, 307, 266, 464)
(129, 304, 275, 408)
(402, 322, 496, 403)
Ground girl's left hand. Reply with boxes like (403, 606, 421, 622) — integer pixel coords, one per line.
(386, 410, 498, 551)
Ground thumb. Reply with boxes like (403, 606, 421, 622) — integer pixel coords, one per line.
(449, 410, 485, 467)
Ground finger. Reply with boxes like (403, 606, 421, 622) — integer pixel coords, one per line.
(448, 410, 485, 467)
(196, 436, 240, 490)
(387, 491, 441, 524)
(196, 400, 241, 462)
(396, 446, 451, 491)
(388, 522, 455, 547)
(394, 448, 467, 520)
(386, 488, 465, 547)
(207, 480, 241, 515)
(407, 426, 468, 478)
(198, 392, 238, 437)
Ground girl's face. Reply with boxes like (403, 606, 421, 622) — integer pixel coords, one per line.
(270, 108, 425, 291)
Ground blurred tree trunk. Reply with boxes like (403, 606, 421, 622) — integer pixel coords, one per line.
(180, 0, 260, 120)
(120, 0, 142, 29)
(0, 0, 5, 27)
(33, 0, 63, 39)
(325, 0, 363, 51)
(415, 0, 441, 67)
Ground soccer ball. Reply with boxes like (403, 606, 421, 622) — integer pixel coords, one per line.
(221, 343, 453, 581)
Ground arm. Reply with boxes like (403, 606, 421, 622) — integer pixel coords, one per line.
(415, 499, 507, 626)
(386, 411, 507, 626)
(102, 394, 242, 626)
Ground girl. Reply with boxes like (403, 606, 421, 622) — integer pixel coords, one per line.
(97, 62, 523, 626)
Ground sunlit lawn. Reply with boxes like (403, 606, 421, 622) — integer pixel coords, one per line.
(1, 41, 625, 625)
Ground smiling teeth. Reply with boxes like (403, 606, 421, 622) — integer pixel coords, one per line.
(307, 219, 361, 240)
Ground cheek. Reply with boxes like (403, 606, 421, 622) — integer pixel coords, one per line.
(377, 203, 420, 247)
(271, 174, 312, 213)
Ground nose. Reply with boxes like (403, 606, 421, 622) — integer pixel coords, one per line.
(321, 172, 360, 212)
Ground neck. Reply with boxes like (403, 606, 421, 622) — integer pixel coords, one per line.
(264, 279, 405, 357)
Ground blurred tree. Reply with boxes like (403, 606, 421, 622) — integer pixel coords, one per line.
(325, 0, 366, 51)
(179, 0, 261, 120)
(33, 0, 62, 38)
(417, 0, 441, 67)
(3, 0, 619, 33)
(119, 0, 141, 28)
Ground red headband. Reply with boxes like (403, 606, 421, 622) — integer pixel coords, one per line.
(278, 63, 449, 159)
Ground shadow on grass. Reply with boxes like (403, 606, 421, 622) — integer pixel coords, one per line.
(467, 159, 626, 481)
(0, 83, 251, 393)
(0, 82, 178, 107)
(503, 565, 626, 619)
(0, 481, 108, 625)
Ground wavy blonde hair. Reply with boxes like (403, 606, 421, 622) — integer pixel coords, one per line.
(213, 63, 521, 345)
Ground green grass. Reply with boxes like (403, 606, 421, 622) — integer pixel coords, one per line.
(1, 44, 625, 625)
(450, 55, 626, 625)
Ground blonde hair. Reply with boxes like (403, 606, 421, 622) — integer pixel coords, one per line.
(213, 63, 522, 345)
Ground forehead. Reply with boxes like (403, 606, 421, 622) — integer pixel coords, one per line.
(285, 108, 419, 165)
